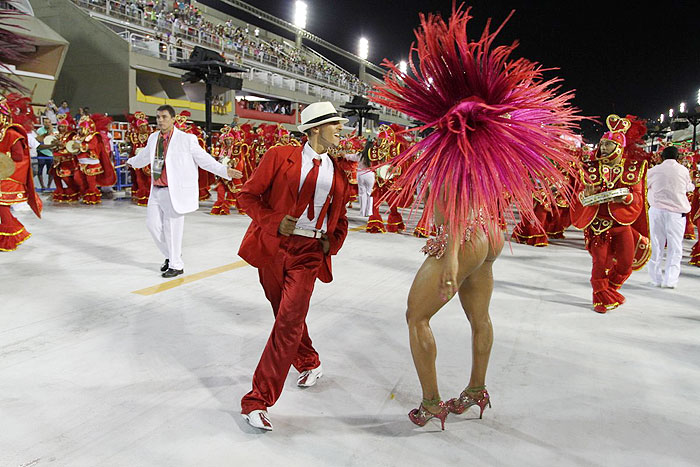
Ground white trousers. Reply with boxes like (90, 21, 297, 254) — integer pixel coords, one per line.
(648, 206, 686, 287)
(357, 170, 375, 217)
(146, 186, 185, 270)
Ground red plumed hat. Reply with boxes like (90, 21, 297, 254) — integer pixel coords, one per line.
(56, 112, 76, 130)
(1, 93, 36, 131)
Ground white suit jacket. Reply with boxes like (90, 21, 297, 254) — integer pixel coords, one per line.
(127, 127, 229, 214)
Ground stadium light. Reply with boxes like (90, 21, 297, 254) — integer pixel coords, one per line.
(358, 37, 369, 60)
(697, 88, 700, 105)
(680, 102, 686, 113)
(669, 108, 674, 118)
(399, 60, 407, 74)
(660, 113, 664, 123)
(294, 1, 307, 29)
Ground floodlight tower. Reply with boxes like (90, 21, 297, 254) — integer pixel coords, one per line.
(358, 37, 369, 81)
(294, 1, 307, 49)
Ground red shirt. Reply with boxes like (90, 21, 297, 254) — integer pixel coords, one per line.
(153, 128, 173, 187)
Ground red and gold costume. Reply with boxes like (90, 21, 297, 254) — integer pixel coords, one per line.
(336, 133, 363, 205)
(50, 113, 82, 203)
(570, 115, 650, 313)
(687, 149, 700, 266)
(367, 124, 412, 233)
(511, 187, 552, 246)
(173, 111, 215, 201)
(69, 114, 116, 204)
(0, 94, 42, 251)
(125, 112, 152, 206)
(679, 144, 698, 240)
(210, 125, 248, 215)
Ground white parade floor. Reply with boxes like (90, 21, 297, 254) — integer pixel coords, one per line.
(1, 192, 699, 467)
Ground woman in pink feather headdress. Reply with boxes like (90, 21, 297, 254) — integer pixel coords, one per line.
(370, 4, 584, 429)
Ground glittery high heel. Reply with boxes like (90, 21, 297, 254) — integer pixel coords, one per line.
(408, 400, 448, 430)
(446, 386, 491, 419)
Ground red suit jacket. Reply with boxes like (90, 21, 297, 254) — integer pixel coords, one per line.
(237, 145, 349, 283)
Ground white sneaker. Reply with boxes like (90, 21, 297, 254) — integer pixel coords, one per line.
(662, 284, 676, 289)
(297, 365, 323, 387)
(242, 410, 273, 431)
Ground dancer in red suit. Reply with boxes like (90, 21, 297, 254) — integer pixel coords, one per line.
(71, 114, 117, 204)
(125, 112, 153, 206)
(210, 125, 248, 215)
(689, 152, 700, 266)
(366, 124, 411, 233)
(511, 188, 551, 246)
(238, 101, 349, 431)
(679, 145, 697, 239)
(173, 111, 214, 201)
(570, 115, 650, 313)
(0, 94, 42, 251)
(50, 113, 81, 203)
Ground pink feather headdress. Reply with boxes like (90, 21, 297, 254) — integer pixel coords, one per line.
(370, 4, 585, 243)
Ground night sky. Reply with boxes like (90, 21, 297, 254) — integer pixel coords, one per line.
(202, 0, 700, 142)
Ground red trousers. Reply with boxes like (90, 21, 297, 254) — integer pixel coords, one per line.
(588, 225, 634, 287)
(241, 235, 324, 413)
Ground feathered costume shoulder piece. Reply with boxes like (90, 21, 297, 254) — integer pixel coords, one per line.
(370, 4, 584, 243)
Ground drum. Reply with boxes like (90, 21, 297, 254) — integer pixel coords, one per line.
(581, 187, 630, 206)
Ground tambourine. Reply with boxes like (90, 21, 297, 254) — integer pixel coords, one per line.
(581, 187, 630, 206)
(0, 152, 16, 179)
(43, 134, 58, 146)
(66, 140, 82, 154)
(376, 165, 395, 181)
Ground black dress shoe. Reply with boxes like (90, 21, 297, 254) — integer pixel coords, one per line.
(160, 259, 169, 272)
(162, 268, 184, 278)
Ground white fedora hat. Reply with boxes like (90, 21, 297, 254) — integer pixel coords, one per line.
(298, 101, 348, 133)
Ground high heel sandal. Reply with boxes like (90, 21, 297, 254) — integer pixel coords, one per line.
(408, 399, 448, 430)
(446, 386, 491, 419)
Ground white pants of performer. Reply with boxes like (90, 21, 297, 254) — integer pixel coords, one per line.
(147, 186, 185, 270)
(648, 206, 686, 288)
(357, 170, 375, 217)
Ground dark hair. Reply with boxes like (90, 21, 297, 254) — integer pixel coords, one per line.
(360, 138, 373, 166)
(661, 146, 679, 160)
(157, 104, 176, 117)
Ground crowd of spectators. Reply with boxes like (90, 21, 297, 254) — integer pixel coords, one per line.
(80, 0, 371, 94)
(238, 99, 292, 115)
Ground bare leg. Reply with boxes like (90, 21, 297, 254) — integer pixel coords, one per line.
(457, 234, 502, 388)
(406, 230, 492, 411)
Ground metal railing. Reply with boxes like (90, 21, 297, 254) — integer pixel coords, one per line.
(70, 0, 406, 120)
(71, 0, 371, 94)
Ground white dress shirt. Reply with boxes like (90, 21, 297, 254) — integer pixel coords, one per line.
(295, 142, 334, 232)
(647, 159, 694, 213)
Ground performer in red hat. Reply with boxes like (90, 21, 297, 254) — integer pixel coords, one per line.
(371, 6, 583, 429)
(570, 115, 650, 313)
(366, 124, 411, 233)
(511, 188, 552, 246)
(0, 93, 42, 251)
(210, 125, 248, 215)
(50, 113, 81, 203)
(238, 101, 349, 431)
(71, 114, 117, 204)
(173, 110, 215, 202)
(125, 111, 153, 206)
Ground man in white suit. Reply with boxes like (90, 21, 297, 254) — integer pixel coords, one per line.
(127, 105, 242, 277)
